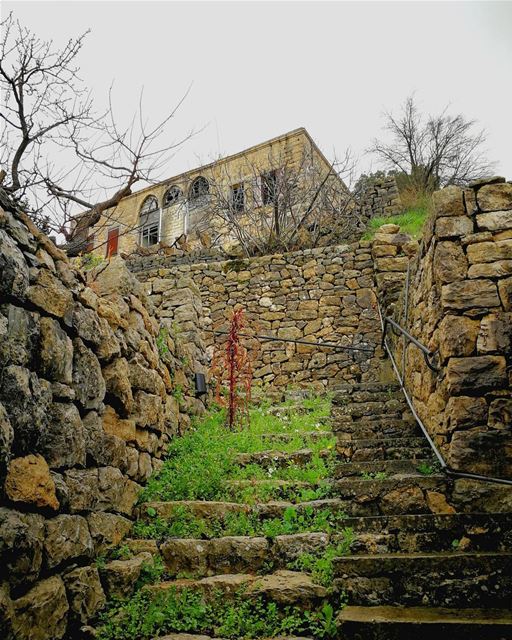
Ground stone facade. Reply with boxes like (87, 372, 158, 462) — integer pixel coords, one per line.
(374, 178, 512, 479)
(131, 243, 386, 390)
(0, 202, 207, 639)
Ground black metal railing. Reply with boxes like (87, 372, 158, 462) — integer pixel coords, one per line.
(380, 303, 512, 486)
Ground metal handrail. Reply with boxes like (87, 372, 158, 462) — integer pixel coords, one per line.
(379, 304, 512, 486)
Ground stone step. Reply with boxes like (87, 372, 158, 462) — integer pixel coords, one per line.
(259, 431, 333, 443)
(337, 606, 512, 640)
(336, 436, 431, 461)
(335, 459, 438, 479)
(334, 419, 422, 440)
(155, 636, 314, 640)
(235, 448, 331, 469)
(332, 399, 409, 421)
(145, 570, 328, 605)
(333, 551, 512, 607)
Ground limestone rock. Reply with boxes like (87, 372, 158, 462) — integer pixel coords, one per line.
(433, 241, 468, 284)
(444, 396, 488, 432)
(498, 276, 512, 310)
(38, 317, 73, 384)
(381, 486, 427, 515)
(488, 398, 512, 429)
(441, 279, 500, 311)
(5, 454, 59, 510)
(26, 268, 73, 319)
(102, 552, 152, 598)
(86, 512, 132, 553)
(247, 570, 327, 605)
(477, 313, 512, 354)
(72, 303, 103, 347)
(91, 256, 142, 298)
(476, 183, 512, 212)
(208, 536, 269, 575)
(467, 239, 512, 264)
(435, 215, 473, 238)
(0, 401, 13, 471)
(437, 315, 479, 360)
(64, 469, 98, 513)
(102, 405, 136, 442)
(63, 565, 106, 625)
(468, 260, 512, 278)
(0, 229, 29, 300)
(11, 576, 69, 640)
(426, 491, 456, 514)
(161, 538, 209, 577)
(44, 515, 94, 570)
(374, 257, 409, 272)
(0, 508, 45, 587)
(72, 338, 106, 410)
(446, 356, 507, 394)
(0, 304, 39, 367)
(476, 210, 512, 231)
(432, 185, 465, 217)
(41, 402, 86, 469)
(102, 357, 134, 413)
(449, 427, 509, 475)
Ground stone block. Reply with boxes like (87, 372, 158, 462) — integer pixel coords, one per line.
(103, 552, 152, 598)
(0, 304, 39, 368)
(86, 512, 132, 552)
(446, 356, 507, 394)
(102, 357, 134, 413)
(488, 398, 512, 429)
(26, 268, 73, 320)
(433, 241, 468, 284)
(38, 317, 73, 385)
(476, 183, 512, 212)
(5, 454, 59, 510)
(41, 402, 86, 469)
(468, 260, 512, 278)
(44, 515, 94, 570)
(437, 315, 479, 360)
(0, 229, 30, 300)
(63, 565, 106, 625)
(64, 469, 99, 512)
(432, 185, 465, 217)
(441, 279, 500, 311)
(0, 507, 45, 587)
(11, 576, 69, 640)
(477, 313, 512, 354)
(375, 256, 409, 272)
(444, 396, 488, 432)
(498, 276, 512, 310)
(467, 239, 512, 264)
(435, 215, 473, 238)
(476, 210, 512, 231)
(72, 338, 105, 410)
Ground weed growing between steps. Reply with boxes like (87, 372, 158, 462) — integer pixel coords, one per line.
(139, 395, 334, 505)
(96, 588, 343, 640)
(133, 504, 349, 540)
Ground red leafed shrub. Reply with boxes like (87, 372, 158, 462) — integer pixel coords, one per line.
(211, 308, 252, 429)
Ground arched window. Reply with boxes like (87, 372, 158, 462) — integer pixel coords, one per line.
(163, 185, 182, 207)
(189, 176, 209, 200)
(139, 195, 159, 247)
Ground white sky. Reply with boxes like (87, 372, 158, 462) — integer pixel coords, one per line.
(4, 0, 512, 187)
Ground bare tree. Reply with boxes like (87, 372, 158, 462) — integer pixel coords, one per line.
(370, 95, 495, 193)
(0, 13, 192, 247)
(180, 142, 359, 257)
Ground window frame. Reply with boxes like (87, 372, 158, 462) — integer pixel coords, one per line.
(230, 182, 245, 213)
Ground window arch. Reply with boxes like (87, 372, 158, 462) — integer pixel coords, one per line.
(139, 195, 159, 247)
(189, 176, 209, 200)
(163, 185, 182, 207)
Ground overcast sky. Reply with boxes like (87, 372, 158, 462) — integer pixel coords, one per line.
(5, 0, 512, 186)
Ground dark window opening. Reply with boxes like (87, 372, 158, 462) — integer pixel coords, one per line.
(164, 186, 181, 206)
(230, 183, 245, 213)
(190, 176, 209, 200)
(261, 170, 277, 205)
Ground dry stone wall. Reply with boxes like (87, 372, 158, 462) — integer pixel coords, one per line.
(0, 202, 206, 639)
(374, 178, 512, 479)
(131, 243, 386, 390)
(358, 176, 403, 224)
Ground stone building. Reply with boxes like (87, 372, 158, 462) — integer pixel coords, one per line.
(72, 128, 350, 259)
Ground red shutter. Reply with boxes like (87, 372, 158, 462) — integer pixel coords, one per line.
(106, 228, 119, 258)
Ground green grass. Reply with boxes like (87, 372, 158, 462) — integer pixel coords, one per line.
(96, 588, 343, 640)
(362, 207, 428, 240)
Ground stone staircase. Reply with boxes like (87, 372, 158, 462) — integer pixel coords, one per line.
(100, 383, 512, 640)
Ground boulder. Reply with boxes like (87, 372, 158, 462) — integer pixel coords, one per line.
(64, 469, 99, 513)
(5, 454, 59, 510)
(44, 515, 94, 570)
(11, 576, 69, 640)
(0, 228, 30, 301)
(0, 304, 39, 367)
(476, 210, 512, 231)
(72, 303, 103, 347)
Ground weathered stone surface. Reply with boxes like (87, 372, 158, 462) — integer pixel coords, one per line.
(0, 366, 51, 455)
(38, 317, 73, 384)
(441, 279, 500, 310)
(444, 396, 488, 432)
(72, 338, 106, 410)
(41, 402, 86, 469)
(64, 469, 98, 513)
(273, 532, 329, 561)
(247, 569, 327, 605)
(432, 185, 465, 217)
(133, 390, 162, 429)
(0, 304, 39, 367)
(437, 315, 479, 360)
(63, 565, 105, 625)
(103, 552, 152, 598)
(0, 228, 30, 301)
(161, 539, 209, 577)
(86, 512, 132, 552)
(426, 491, 455, 514)
(435, 215, 473, 238)
(449, 427, 509, 475)
(380, 486, 427, 515)
(498, 276, 512, 310)
(11, 576, 69, 640)
(476, 209, 512, 231)
(477, 313, 511, 354)
(488, 398, 512, 429)
(128, 358, 166, 397)
(102, 405, 136, 442)
(0, 508, 45, 586)
(468, 259, 512, 278)
(26, 268, 73, 319)
(446, 356, 507, 394)
(44, 515, 94, 569)
(467, 239, 512, 264)
(208, 536, 269, 574)
(5, 454, 59, 510)
(374, 257, 408, 272)
(0, 401, 13, 471)
(72, 303, 103, 347)
(102, 357, 133, 413)
(433, 241, 468, 284)
(476, 183, 512, 212)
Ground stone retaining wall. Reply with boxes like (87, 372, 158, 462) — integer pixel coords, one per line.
(358, 176, 403, 224)
(0, 203, 207, 639)
(375, 178, 512, 479)
(134, 243, 386, 389)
